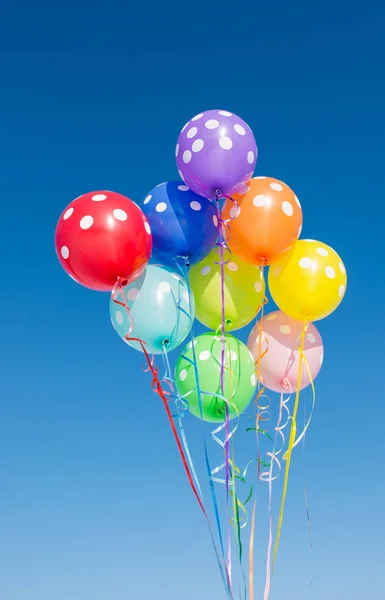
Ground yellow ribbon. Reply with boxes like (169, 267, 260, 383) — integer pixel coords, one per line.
(272, 320, 307, 569)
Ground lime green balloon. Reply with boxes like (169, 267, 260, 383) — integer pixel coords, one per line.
(189, 249, 265, 331)
(175, 332, 257, 423)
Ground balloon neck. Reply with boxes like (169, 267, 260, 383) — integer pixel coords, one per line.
(162, 338, 171, 348)
(117, 276, 128, 287)
(282, 377, 291, 392)
(259, 257, 270, 267)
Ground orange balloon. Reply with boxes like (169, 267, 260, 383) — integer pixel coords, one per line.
(221, 176, 303, 266)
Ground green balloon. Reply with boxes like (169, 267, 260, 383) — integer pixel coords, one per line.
(189, 249, 265, 332)
(175, 332, 257, 423)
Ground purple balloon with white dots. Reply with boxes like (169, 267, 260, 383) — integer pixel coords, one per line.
(176, 109, 258, 199)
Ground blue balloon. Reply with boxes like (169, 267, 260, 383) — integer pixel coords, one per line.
(141, 181, 218, 267)
(110, 265, 195, 354)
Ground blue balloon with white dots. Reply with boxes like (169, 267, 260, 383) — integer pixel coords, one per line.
(110, 264, 195, 354)
(141, 181, 218, 267)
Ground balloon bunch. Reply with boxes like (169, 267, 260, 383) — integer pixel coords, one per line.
(55, 108, 347, 599)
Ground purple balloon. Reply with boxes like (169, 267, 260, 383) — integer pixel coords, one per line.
(175, 109, 257, 199)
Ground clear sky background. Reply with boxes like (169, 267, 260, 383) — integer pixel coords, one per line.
(0, 1, 384, 599)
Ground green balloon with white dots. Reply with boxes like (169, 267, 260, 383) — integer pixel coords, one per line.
(175, 332, 257, 423)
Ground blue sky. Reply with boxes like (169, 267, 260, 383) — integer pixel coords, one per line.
(0, 1, 384, 599)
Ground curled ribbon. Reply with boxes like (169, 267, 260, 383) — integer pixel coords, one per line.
(272, 320, 308, 570)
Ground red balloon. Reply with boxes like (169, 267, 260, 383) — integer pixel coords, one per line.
(55, 191, 152, 291)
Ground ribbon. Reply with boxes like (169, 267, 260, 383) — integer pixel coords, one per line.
(176, 258, 234, 599)
(111, 280, 206, 515)
(272, 320, 308, 569)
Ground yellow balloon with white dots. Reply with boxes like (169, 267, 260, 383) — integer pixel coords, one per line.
(268, 239, 347, 322)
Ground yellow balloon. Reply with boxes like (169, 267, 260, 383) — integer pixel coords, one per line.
(268, 239, 347, 322)
(189, 248, 265, 331)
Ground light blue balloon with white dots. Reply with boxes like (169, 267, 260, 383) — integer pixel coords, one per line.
(110, 264, 195, 354)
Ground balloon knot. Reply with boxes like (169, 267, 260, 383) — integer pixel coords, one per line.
(282, 377, 291, 391)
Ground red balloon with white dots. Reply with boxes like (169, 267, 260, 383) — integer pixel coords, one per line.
(55, 191, 152, 291)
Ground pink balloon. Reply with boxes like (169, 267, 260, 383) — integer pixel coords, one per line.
(247, 311, 324, 394)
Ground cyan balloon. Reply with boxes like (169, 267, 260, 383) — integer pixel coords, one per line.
(141, 181, 218, 267)
(110, 265, 195, 354)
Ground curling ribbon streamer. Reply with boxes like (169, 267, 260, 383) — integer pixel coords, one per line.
(262, 391, 292, 599)
(215, 192, 233, 591)
(272, 321, 307, 569)
(177, 258, 234, 598)
(111, 281, 206, 514)
(161, 346, 234, 599)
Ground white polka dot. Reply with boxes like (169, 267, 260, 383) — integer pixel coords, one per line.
(320, 353, 324, 366)
(339, 284, 345, 298)
(179, 369, 187, 381)
(251, 373, 257, 386)
(156, 202, 167, 213)
(234, 124, 246, 135)
(267, 313, 277, 320)
(230, 205, 240, 218)
(219, 110, 232, 116)
(219, 136, 233, 150)
(213, 215, 218, 226)
(92, 194, 107, 201)
(156, 183, 165, 188)
(115, 311, 124, 326)
(127, 288, 139, 301)
(181, 122, 189, 132)
(299, 257, 312, 269)
(253, 195, 267, 207)
(61, 246, 69, 259)
(339, 261, 346, 274)
(201, 265, 211, 276)
(298, 225, 302, 237)
(178, 185, 189, 191)
(187, 127, 198, 139)
(280, 325, 291, 334)
(144, 221, 151, 235)
(159, 281, 171, 293)
(254, 281, 262, 293)
(183, 290, 190, 303)
(316, 247, 328, 256)
(192, 139, 204, 152)
(282, 201, 293, 216)
(63, 207, 74, 220)
(190, 201, 201, 211)
(113, 209, 127, 221)
(303, 239, 316, 243)
(294, 195, 301, 207)
(325, 266, 336, 279)
(80, 215, 94, 230)
(307, 333, 316, 343)
(183, 150, 192, 164)
(253, 176, 267, 179)
(175, 144, 179, 157)
(247, 151, 255, 164)
(205, 119, 219, 129)
(144, 194, 152, 204)
(227, 262, 239, 272)
(199, 350, 211, 361)
(228, 351, 238, 361)
(270, 182, 283, 192)
(191, 113, 204, 121)
(273, 266, 281, 277)
(178, 170, 184, 180)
